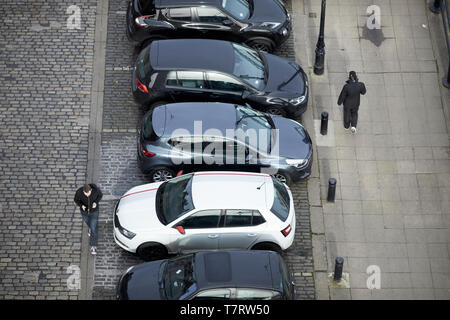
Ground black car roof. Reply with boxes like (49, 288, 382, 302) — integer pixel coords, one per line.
(150, 39, 235, 74)
(155, 102, 238, 138)
(155, 0, 220, 8)
(194, 251, 282, 292)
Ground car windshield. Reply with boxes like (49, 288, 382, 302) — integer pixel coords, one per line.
(232, 43, 265, 91)
(270, 177, 290, 222)
(235, 105, 272, 153)
(222, 0, 250, 20)
(156, 174, 195, 225)
(163, 254, 197, 300)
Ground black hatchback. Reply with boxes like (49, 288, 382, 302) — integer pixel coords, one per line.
(126, 0, 292, 52)
(132, 38, 308, 118)
(117, 250, 296, 300)
(137, 102, 312, 185)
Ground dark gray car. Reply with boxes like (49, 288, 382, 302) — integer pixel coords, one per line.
(137, 101, 312, 185)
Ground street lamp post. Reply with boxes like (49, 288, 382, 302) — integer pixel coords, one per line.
(444, 62, 450, 88)
(314, 0, 327, 75)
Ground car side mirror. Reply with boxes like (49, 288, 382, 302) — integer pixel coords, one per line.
(222, 19, 233, 26)
(175, 226, 185, 235)
(242, 90, 251, 100)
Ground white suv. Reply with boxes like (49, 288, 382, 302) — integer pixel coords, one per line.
(113, 171, 296, 260)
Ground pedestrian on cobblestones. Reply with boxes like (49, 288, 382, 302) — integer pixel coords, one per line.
(337, 71, 366, 134)
(74, 183, 103, 255)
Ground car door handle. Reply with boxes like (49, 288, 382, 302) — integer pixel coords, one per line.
(247, 233, 257, 237)
(208, 234, 219, 239)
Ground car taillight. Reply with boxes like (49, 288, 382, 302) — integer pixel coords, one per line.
(141, 145, 155, 157)
(281, 225, 292, 237)
(136, 77, 149, 93)
(135, 15, 155, 27)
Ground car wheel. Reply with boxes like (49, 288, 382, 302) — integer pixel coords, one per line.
(251, 242, 282, 254)
(265, 105, 287, 117)
(272, 172, 292, 186)
(246, 38, 275, 53)
(137, 242, 168, 261)
(150, 167, 175, 182)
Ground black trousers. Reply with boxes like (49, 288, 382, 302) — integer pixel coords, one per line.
(343, 107, 358, 128)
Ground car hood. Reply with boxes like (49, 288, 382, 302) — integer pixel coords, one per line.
(262, 52, 305, 95)
(269, 116, 312, 159)
(116, 182, 165, 232)
(119, 260, 166, 300)
(248, 0, 287, 23)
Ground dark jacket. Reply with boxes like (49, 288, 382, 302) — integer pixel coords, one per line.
(74, 184, 103, 213)
(337, 80, 366, 110)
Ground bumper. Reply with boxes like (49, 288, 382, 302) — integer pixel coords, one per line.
(113, 201, 137, 253)
(113, 230, 136, 253)
(280, 194, 296, 250)
(287, 152, 313, 183)
(287, 86, 309, 119)
(131, 68, 150, 105)
(126, 1, 139, 42)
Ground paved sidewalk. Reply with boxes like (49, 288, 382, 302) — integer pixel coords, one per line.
(294, 0, 450, 299)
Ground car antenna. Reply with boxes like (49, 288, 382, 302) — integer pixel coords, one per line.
(257, 182, 265, 190)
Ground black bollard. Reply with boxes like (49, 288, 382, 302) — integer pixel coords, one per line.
(333, 257, 344, 282)
(429, 0, 441, 13)
(320, 112, 328, 135)
(327, 178, 337, 202)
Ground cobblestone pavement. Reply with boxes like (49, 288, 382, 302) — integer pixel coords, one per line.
(92, 0, 315, 300)
(0, 0, 97, 299)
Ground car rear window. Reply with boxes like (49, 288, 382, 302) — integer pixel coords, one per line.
(270, 177, 290, 222)
(136, 45, 152, 80)
(138, 0, 156, 14)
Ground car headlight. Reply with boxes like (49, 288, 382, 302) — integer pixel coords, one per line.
(281, 28, 289, 36)
(289, 95, 306, 105)
(115, 213, 136, 239)
(261, 22, 281, 29)
(286, 159, 307, 168)
(119, 226, 136, 239)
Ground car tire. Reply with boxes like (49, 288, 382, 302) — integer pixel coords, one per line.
(272, 172, 292, 186)
(246, 38, 275, 53)
(137, 242, 168, 261)
(150, 167, 175, 182)
(251, 242, 282, 254)
(265, 105, 287, 117)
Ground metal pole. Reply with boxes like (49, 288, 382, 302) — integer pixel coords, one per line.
(320, 112, 328, 135)
(333, 257, 344, 282)
(314, 0, 326, 75)
(429, 0, 441, 13)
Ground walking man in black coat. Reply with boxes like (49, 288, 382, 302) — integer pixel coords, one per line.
(74, 184, 103, 255)
(337, 71, 366, 133)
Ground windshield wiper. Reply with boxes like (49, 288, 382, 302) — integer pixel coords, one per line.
(240, 74, 264, 80)
(277, 68, 302, 91)
(236, 114, 267, 126)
